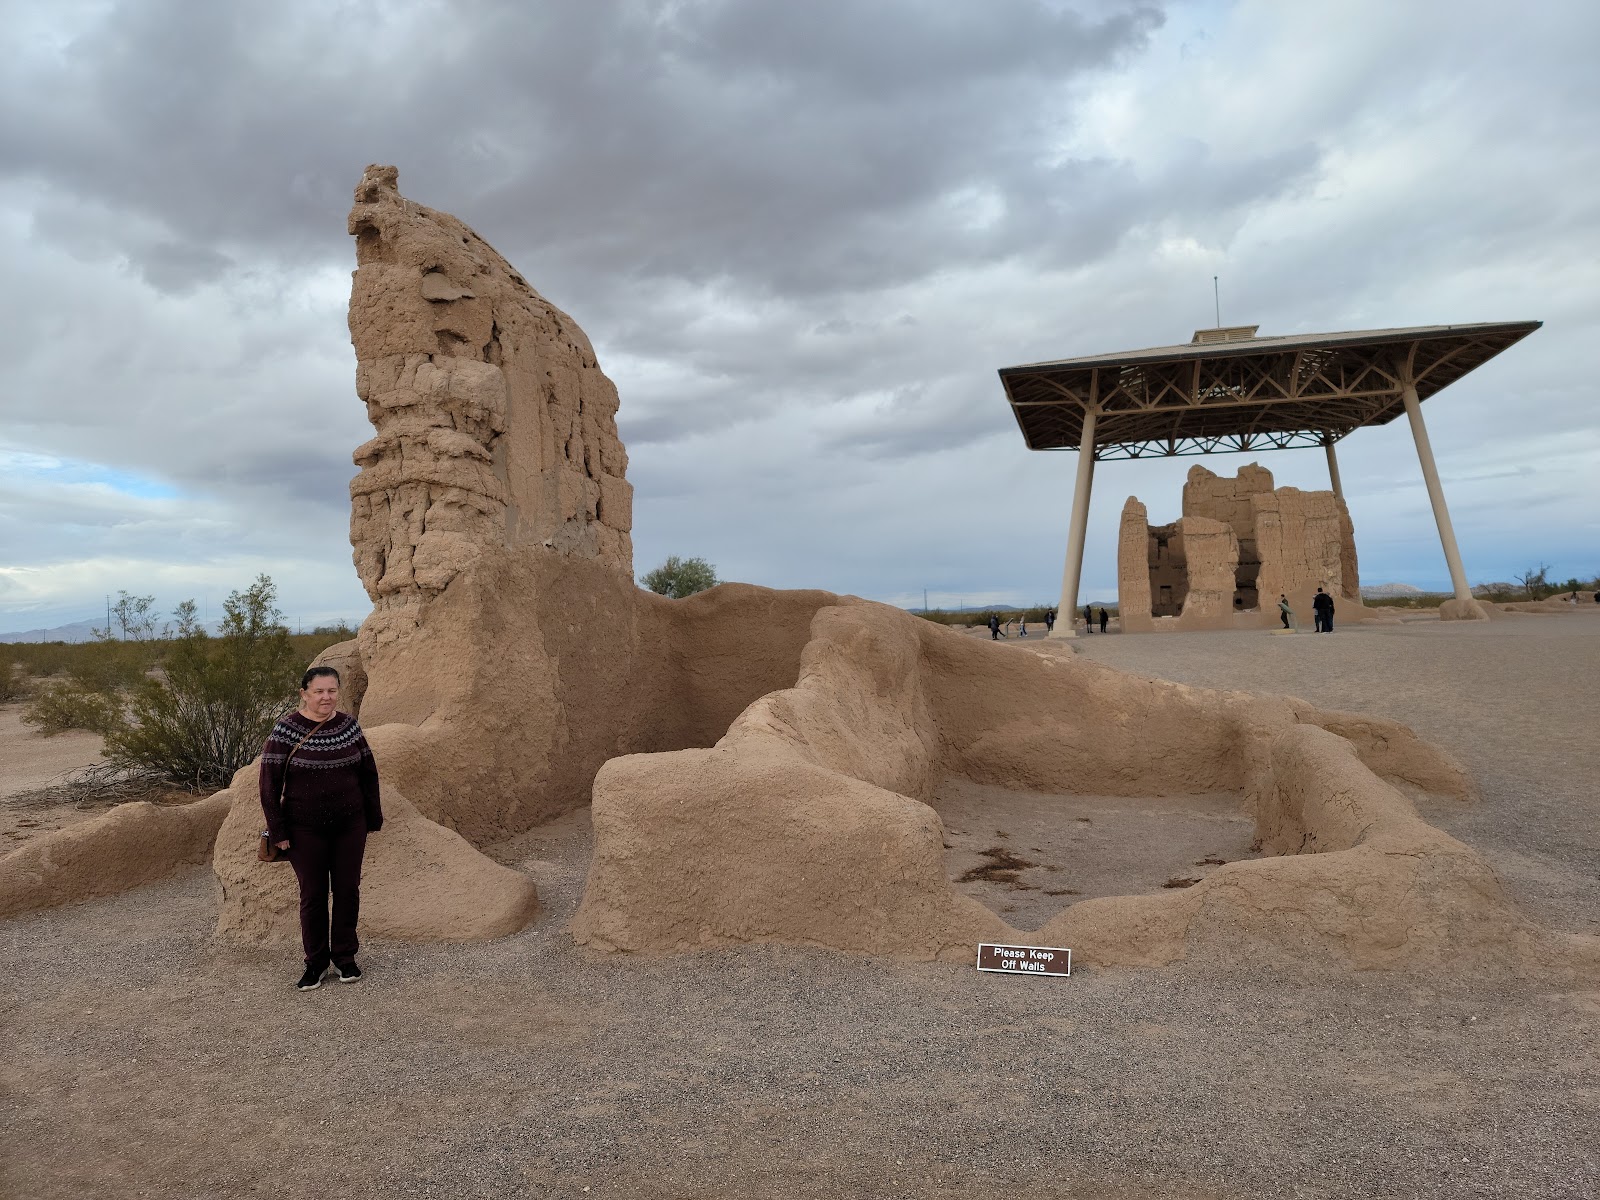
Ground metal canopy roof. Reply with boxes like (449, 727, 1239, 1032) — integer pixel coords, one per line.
(998, 320, 1541, 460)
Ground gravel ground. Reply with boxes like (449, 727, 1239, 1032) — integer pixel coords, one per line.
(3, 616, 1598, 1199)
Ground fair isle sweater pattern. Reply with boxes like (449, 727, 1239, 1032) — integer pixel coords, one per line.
(261, 712, 371, 771)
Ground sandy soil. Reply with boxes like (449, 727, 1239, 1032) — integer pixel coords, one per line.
(0, 702, 112, 851)
(934, 779, 1259, 930)
(3, 617, 1599, 1198)
(0, 702, 105, 799)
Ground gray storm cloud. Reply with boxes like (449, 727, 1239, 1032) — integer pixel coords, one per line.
(1, 0, 1596, 631)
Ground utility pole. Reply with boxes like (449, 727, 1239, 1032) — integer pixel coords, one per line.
(923, 587, 928, 613)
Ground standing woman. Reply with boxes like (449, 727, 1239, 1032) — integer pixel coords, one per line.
(259, 666, 383, 991)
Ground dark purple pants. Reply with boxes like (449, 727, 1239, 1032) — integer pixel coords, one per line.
(287, 818, 367, 968)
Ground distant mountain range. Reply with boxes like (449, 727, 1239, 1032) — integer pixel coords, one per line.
(1359, 583, 1429, 598)
(0, 619, 105, 644)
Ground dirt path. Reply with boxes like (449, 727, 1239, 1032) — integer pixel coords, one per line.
(3, 620, 1599, 1198)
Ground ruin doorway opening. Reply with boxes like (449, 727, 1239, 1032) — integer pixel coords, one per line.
(1234, 537, 1261, 611)
(1147, 523, 1189, 617)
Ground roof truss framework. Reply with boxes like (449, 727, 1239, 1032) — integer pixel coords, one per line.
(999, 322, 1541, 460)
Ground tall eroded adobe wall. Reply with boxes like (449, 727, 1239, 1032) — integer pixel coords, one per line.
(346, 164, 633, 639)
(1182, 462, 1275, 539)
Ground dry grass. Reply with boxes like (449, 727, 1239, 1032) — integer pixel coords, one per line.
(8, 762, 184, 811)
(957, 845, 1037, 885)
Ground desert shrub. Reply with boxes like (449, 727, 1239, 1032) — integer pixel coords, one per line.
(0, 647, 27, 702)
(287, 629, 358, 665)
(18, 633, 154, 734)
(10, 641, 75, 678)
(642, 555, 719, 599)
(103, 577, 302, 790)
(22, 680, 123, 736)
(63, 638, 151, 690)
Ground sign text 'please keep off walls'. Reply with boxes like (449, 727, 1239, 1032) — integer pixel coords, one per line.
(976, 943, 1071, 977)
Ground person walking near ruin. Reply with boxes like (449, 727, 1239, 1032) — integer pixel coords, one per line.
(1019, 615, 1029, 638)
(260, 666, 384, 991)
(1083, 603, 1093, 633)
(1278, 595, 1292, 629)
(1045, 609, 1055, 634)
(1313, 587, 1335, 633)
(988, 612, 1001, 640)
(1098, 607, 1109, 634)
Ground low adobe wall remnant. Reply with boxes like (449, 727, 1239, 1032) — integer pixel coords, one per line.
(573, 600, 1588, 974)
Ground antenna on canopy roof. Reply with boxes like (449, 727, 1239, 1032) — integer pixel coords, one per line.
(1213, 275, 1221, 327)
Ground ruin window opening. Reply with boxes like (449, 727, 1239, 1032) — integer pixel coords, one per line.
(1147, 523, 1188, 617)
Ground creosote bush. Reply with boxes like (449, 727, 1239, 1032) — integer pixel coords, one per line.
(104, 578, 303, 791)
(642, 555, 719, 599)
(21, 640, 150, 736)
(0, 647, 28, 703)
(22, 682, 123, 737)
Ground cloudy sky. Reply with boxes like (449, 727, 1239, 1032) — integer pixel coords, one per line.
(2, 0, 1596, 634)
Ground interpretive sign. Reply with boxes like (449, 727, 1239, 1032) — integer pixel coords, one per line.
(975, 943, 1071, 977)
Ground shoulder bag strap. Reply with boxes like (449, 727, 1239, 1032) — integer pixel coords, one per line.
(278, 716, 332, 806)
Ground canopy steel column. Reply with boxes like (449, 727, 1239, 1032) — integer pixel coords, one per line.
(1051, 406, 1097, 637)
(1401, 383, 1473, 606)
(1323, 434, 1345, 505)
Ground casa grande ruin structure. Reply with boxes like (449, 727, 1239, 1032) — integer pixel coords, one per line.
(1117, 460, 1371, 634)
(998, 321, 1541, 633)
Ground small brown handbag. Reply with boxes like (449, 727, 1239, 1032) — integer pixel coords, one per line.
(256, 716, 330, 862)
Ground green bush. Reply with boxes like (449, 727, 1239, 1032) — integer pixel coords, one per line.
(642, 555, 719, 599)
(103, 578, 302, 791)
(64, 639, 151, 690)
(18, 631, 154, 733)
(22, 680, 123, 736)
(9, 642, 75, 678)
(287, 630, 357, 664)
(0, 647, 27, 702)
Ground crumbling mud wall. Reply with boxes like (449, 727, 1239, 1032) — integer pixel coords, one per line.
(574, 601, 1590, 974)
(1253, 487, 1356, 610)
(346, 164, 632, 648)
(1118, 463, 1384, 632)
(1118, 506, 1241, 634)
(0, 792, 230, 921)
(1117, 499, 1155, 628)
(212, 168, 846, 943)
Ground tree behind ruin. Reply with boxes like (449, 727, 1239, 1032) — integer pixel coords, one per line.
(642, 556, 719, 599)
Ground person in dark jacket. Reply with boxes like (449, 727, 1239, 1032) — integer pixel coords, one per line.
(1083, 603, 1093, 633)
(988, 612, 1002, 640)
(260, 666, 383, 990)
(1098, 607, 1109, 633)
(1312, 587, 1335, 633)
